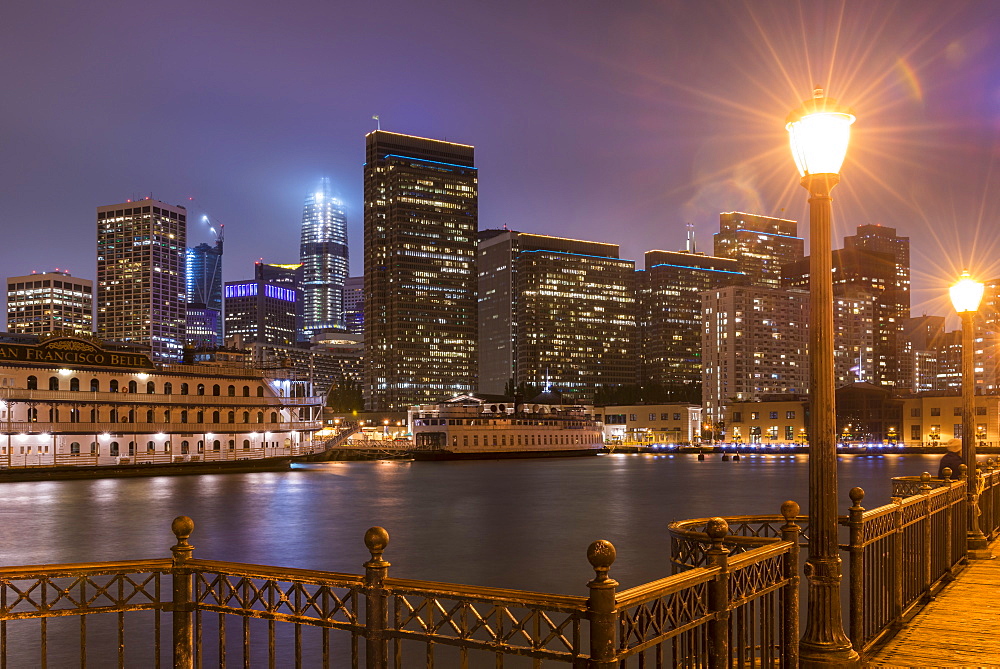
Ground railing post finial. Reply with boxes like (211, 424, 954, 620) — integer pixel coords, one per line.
(586, 539, 617, 586)
(920, 472, 933, 494)
(364, 526, 390, 568)
(943, 467, 953, 481)
(849, 486, 865, 509)
(705, 518, 729, 556)
(171, 516, 195, 562)
(959, 463, 969, 480)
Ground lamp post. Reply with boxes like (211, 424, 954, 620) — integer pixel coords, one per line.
(786, 88, 859, 667)
(950, 270, 990, 557)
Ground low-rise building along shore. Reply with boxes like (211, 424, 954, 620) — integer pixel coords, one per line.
(0, 333, 324, 468)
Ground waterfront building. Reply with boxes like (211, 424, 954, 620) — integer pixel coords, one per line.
(224, 263, 300, 346)
(638, 249, 743, 386)
(185, 239, 224, 348)
(249, 336, 363, 398)
(96, 198, 187, 362)
(0, 333, 322, 468)
(901, 393, 1000, 448)
(724, 398, 809, 446)
(478, 229, 636, 399)
(343, 276, 364, 335)
(6, 271, 93, 335)
(713, 212, 803, 288)
(300, 178, 349, 336)
(600, 403, 702, 444)
(725, 385, 903, 446)
(701, 285, 875, 423)
(363, 130, 478, 411)
(784, 241, 908, 387)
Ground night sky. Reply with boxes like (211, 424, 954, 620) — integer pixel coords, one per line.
(3, 1, 1000, 320)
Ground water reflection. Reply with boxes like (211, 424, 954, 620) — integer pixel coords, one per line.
(1, 454, 938, 594)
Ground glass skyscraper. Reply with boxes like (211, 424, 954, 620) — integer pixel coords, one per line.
(186, 239, 224, 348)
(299, 178, 348, 336)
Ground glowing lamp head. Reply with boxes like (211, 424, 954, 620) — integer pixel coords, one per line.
(950, 270, 985, 314)
(786, 88, 856, 177)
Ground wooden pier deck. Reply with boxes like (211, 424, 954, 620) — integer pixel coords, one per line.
(868, 538, 1000, 667)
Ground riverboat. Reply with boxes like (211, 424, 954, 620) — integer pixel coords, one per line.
(0, 333, 324, 471)
(407, 393, 604, 459)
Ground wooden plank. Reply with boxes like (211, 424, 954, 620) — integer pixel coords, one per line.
(868, 537, 1000, 666)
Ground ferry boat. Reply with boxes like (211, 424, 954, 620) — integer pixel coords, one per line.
(407, 393, 604, 459)
(0, 333, 324, 473)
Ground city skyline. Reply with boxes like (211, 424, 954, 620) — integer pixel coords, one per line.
(3, 2, 1000, 324)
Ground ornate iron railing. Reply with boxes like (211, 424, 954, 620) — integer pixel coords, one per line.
(668, 501, 809, 573)
(1, 515, 800, 668)
(666, 469, 1000, 661)
(844, 474, 967, 655)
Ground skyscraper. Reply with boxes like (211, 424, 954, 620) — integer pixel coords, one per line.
(364, 130, 478, 411)
(96, 198, 186, 362)
(7, 271, 93, 335)
(713, 212, 804, 288)
(300, 178, 348, 336)
(843, 224, 911, 386)
(784, 235, 909, 387)
(638, 249, 743, 386)
(478, 230, 636, 398)
(224, 262, 302, 345)
(700, 286, 874, 423)
(186, 238, 224, 348)
(343, 276, 364, 335)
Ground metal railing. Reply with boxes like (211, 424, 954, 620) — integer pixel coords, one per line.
(1, 513, 800, 668)
(667, 467, 1000, 661)
(9, 468, 1000, 666)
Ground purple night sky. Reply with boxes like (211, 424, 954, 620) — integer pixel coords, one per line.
(3, 1, 1000, 320)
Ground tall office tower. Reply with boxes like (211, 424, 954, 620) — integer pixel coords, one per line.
(900, 315, 946, 393)
(784, 246, 902, 386)
(185, 239, 224, 348)
(96, 199, 186, 362)
(843, 224, 911, 385)
(7, 271, 93, 335)
(478, 230, 636, 398)
(700, 286, 874, 423)
(224, 263, 301, 345)
(343, 276, 364, 335)
(933, 330, 963, 392)
(713, 212, 804, 288)
(300, 178, 349, 336)
(638, 249, 743, 386)
(364, 131, 478, 411)
(976, 278, 1000, 394)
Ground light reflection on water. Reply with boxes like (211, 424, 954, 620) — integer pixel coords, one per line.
(1, 453, 939, 594)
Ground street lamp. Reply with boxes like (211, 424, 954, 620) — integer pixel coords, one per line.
(786, 88, 859, 667)
(950, 270, 990, 557)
